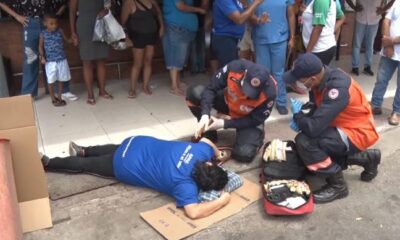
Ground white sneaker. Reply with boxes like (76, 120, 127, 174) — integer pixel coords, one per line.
(62, 92, 79, 101)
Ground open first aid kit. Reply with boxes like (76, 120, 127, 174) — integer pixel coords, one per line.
(260, 139, 314, 215)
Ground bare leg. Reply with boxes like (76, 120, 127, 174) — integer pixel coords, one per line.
(97, 59, 113, 99)
(169, 68, 184, 96)
(57, 81, 63, 100)
(142, 45, 154, 95)
(129, 48, 145, 98)
(48, 82, 56, 102)
(82, 61, 95, 104)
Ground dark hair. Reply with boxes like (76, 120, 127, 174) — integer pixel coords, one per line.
(44, 13, 58, 21)
(192, 162, 228, 191)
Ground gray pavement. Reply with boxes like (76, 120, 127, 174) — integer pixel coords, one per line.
(24, 54, 400, 240)
(25, 103, 400, 240)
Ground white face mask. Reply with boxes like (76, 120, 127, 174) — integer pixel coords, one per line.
(296, 81, 311, 92)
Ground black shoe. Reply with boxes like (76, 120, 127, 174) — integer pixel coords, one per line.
(347, 149, 381, 182)
(40, 153, 50, 167)
(351, 68, 359, 76)
(313, 171, 349, 204)
(363, 66, 374, 76)
(276, 105, 288, 115)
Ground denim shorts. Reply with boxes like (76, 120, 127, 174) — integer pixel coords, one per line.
(162, 24, 196, 70)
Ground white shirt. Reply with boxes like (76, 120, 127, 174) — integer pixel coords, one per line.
(355, 0, 384, 25)
(382, 0, 400, 61)
(302, 0, 337, 53)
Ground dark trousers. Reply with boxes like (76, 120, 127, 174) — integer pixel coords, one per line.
(46, 144, 119, 178)
(312, 46, 336, 66)
(211, 35, 239, 68)
(186, 84, 264, 162)
(295, 127, 360, 177)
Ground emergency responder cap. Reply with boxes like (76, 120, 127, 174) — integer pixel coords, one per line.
(241, 63, 270, 99)
(283, 53, 323, 84)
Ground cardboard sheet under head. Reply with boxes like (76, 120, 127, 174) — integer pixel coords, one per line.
(140, 178, 261, 240)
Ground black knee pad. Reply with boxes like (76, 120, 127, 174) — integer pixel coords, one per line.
(186, 84, 206, 105)
(232, 144, 257, 163)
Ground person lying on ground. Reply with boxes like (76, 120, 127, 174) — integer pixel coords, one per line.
(41, 135, 235, 219)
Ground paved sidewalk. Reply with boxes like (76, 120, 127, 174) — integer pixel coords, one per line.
(34, 55, 397, 158)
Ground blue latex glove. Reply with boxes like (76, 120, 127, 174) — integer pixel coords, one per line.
(290, 119, 300, 132)
(290, 98, 304, 115)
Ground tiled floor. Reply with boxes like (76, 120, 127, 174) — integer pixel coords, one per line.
(35, 54, 398, 157)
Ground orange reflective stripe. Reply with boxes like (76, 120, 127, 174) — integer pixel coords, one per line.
(307, 157, 333, 171)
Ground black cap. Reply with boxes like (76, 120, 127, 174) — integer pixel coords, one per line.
(283, 53, 323, 84)
(241, 63, 270, 99)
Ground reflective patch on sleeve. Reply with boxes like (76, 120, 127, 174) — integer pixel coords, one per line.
(328, 88, 339, 100)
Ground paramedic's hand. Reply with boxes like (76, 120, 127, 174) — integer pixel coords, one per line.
(15, 15, 29, 27)
(207, 117, 224, 131)
(195, 115, 210, 139)
(290, 98, 303, 115)
(290, 119, 300, 132)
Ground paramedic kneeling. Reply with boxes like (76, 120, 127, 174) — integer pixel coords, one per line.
(41, 136, 230, 219)
(283, 53, 381, 204)
(186, 59, 277, 163)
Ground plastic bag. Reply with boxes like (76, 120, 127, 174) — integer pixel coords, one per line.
(103, 11, 126, 44)
(92, 11, 126, 44)
(93, 17, 106, 42)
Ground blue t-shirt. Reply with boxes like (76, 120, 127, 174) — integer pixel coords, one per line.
(163, 0, 198, 32)
(42, 28, 66, 62)
(113, 136, 215, 208)
(252, 0, 295, 44)
(212, 0, 244, 38)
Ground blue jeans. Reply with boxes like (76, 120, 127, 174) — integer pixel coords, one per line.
(162, 24, 196, 70)
(371, 56, 400, 113)
(255, 41, 287, 107)
(21, 18, 43, 97)
(190, 28, 206, 73)
(211, 35, 239, 67)
(352, 21, 379, 68)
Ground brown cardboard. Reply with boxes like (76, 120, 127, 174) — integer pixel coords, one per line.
(0, 95, 53, 233)
(0, 140, 23, 240)
(140, 178, 262, 240)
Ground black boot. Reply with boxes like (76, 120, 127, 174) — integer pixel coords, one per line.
(347, 149, 381, 182)
(313, 171, 349, 204)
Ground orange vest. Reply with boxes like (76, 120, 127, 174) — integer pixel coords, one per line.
(314, 79, 379, 151)
(224, 72, 268, 119)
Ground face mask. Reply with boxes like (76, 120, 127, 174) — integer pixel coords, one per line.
(296, 81, 311, 92)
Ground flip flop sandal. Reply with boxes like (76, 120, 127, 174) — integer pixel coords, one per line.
(128, 90, 136, 99)
(86, 98, 96, 105)
(52, 98, 66, 107)
(100, 93, 114, 99)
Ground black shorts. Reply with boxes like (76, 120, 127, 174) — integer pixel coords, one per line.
(128, 31, 158, 49)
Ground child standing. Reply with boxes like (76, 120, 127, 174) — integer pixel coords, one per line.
(39, 13, 71, 106)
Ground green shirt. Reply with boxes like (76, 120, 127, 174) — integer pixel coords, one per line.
(312, 0, 344, 26)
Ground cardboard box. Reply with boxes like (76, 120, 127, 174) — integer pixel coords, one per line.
(0, 95, 52, 233)
(141, 178, 262, 240)
(0, 140, 23, 240)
